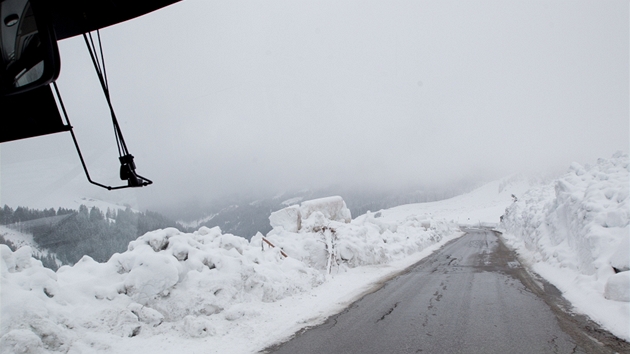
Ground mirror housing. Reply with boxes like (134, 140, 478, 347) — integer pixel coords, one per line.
(1, 0, 60, 96)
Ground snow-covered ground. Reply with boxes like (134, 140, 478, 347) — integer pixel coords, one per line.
(1, 157, 628, 353)
(500, 152, 630, 341)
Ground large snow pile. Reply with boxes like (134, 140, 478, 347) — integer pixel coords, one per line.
(269, 196, 351, 233)
(501, 152, 630, 340)
(266, 196, 454, 275)
(0, 196, 459, 353)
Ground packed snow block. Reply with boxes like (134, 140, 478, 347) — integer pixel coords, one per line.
(604, 271, 630, 302)
(299, 196, 351, 224)
(269, 197, 351, 232)
(610, 236, 630, 272)
(269, 205, 301, 232)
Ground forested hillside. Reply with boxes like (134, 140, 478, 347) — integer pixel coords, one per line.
(0, 205, 189, 267)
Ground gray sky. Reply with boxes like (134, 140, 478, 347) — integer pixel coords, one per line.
(1, 0, 628, 211)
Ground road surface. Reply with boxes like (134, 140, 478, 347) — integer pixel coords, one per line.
(265, 229, 628, 354)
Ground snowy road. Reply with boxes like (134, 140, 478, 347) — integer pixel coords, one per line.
(265, 229, 628, 354)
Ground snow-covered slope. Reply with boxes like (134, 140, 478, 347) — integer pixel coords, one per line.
(0, 226, 62, 269)
(377, 174, 533, 228)
(501, 152, 629, 341)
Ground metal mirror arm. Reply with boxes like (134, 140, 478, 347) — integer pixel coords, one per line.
(52, 82, 152, 191)
(80, 31, 152, 189)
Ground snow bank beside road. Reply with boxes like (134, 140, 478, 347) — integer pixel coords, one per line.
(266, 196, 454, 275)
(0, 196, 460, 354)
(501, 152, 630, 341)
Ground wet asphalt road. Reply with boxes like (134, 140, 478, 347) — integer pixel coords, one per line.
(265, 229, 628, 354)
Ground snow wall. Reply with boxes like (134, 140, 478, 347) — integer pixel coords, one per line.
(0, 196, 458, 353)
(501, 152, 629, 300)
(501, 152, 629, 339)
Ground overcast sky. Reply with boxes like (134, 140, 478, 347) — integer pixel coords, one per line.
(1, 0, 628, 211)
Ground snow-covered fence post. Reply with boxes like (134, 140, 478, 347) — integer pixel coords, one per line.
(320, 226, 338, 276)
(261, 236, 288, 258)
(325, 228, 333, 275)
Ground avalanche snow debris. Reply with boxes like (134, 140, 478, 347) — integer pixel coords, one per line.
(1, 196, 460, 352)
(501, 152, 630, 340)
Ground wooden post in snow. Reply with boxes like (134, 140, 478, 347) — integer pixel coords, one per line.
(261, 237, 288, 258)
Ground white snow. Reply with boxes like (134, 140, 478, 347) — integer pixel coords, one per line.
(1, 159, 628, 352)
(500, 152, 630, 341)
(299, 196, 352, 224)
(378, 174, 533, 228)
(268, 205, 301, 233)
(269, 196, 352, 234)
(605, 272, 630, 302)
(0, 226, 62, 268)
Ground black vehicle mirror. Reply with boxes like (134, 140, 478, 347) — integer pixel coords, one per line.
(1, 0, 60, 96)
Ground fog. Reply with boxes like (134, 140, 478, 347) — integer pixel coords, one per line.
(1, 0, 628, 213)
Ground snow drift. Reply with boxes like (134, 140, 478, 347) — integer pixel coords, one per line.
(501, 152, 630, 340)
(266, 196, 453, 275)
(0, 196, 459, 353)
